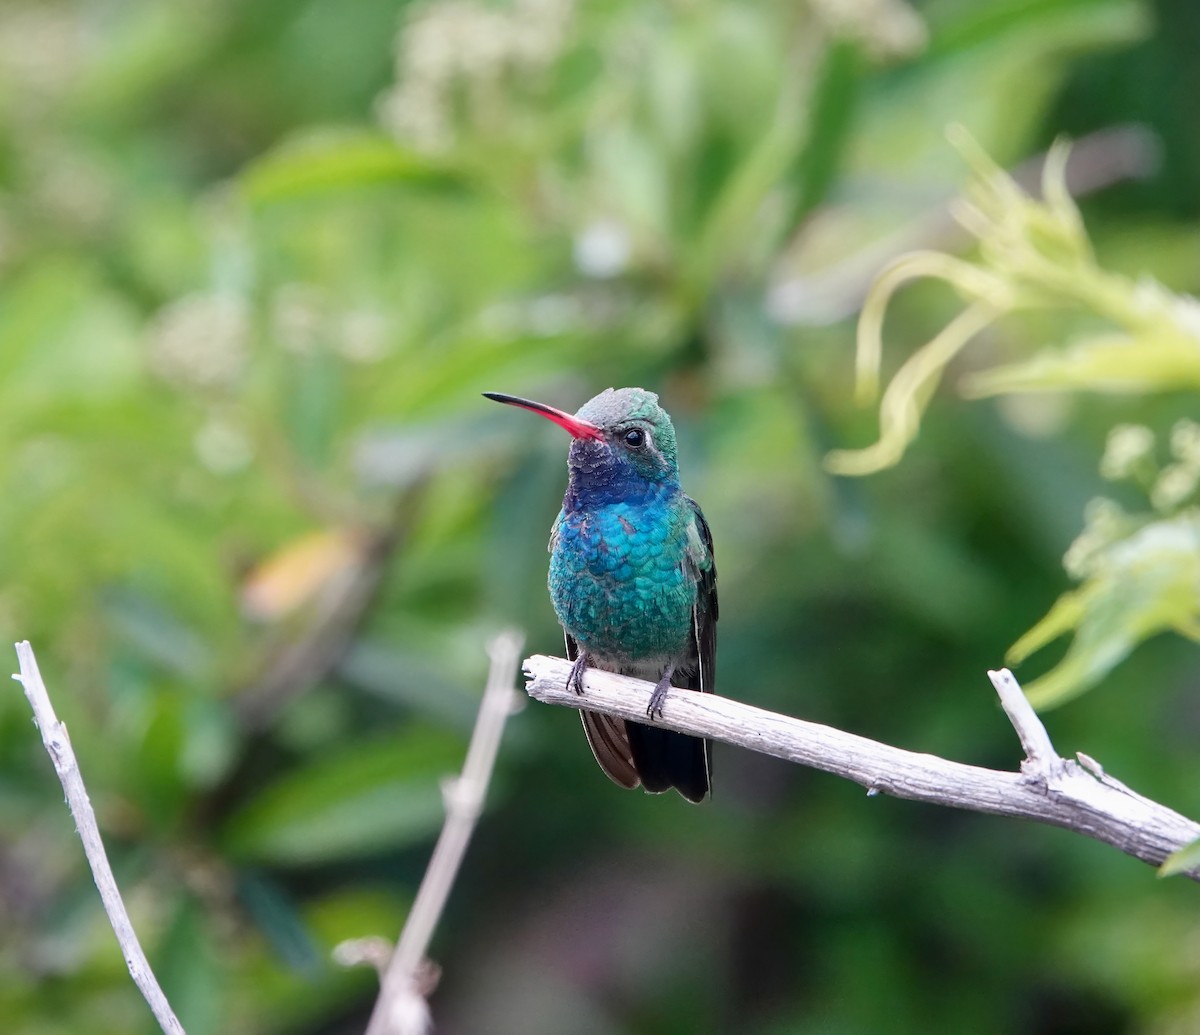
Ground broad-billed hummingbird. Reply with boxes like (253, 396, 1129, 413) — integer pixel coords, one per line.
(485, 387, 717, 802)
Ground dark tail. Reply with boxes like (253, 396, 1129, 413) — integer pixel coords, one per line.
(625, 722, 710, 803)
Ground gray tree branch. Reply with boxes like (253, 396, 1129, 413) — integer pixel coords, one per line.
(13, 641, 186, 1035)
(524, 654, 1200, 882)
(348, 630, 525, 1035)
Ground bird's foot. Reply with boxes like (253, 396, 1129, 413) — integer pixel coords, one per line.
(567, 652, 591, 695)
(646, 666, 675, 720)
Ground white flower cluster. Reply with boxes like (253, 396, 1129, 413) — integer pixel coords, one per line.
(1097, 419, 1200, 515)
(1152, 418, 1200, 513)
(1063, 497, 1128, 579)
(379, 0, 574, 152)
(1167, 289, 1200, 342)
(270, 283, 392, 362)
(1099, 423, 1154, 481)
(0, 5, 83, 108)
(808, 0, 926, 60)
(147, 292, 250, 390)
(573, 218, 632, 279)
(1171, 418, 1200, 465)
(194, 416, 253, 475)
(271, 282, 325, 355)
(1065, 421, 1200, 581)
(33, 143, 114, 233)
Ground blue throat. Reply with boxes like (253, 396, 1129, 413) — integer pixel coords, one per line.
(563, 440, 679, 510)
(564, 473, 678, 511)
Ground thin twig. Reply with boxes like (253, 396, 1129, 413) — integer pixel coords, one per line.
(360, 630, 525, 1035)
(987, 667, 1058, 777)
(523, 654, 1200, 882)
(12, 641, 186, 1035)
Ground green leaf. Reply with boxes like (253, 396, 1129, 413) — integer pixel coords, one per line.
(791, 41, 864, 221)
(0, 261, 141, 422)
(157, 894, 226, 1035)
(241, 130, 463, 204)
(228, 887, 408, 1033)
(1007, 587, 1091, 664)
(962, 330, 1200, 398)
(221, 730, 463, 865)
(1158, 836, 1200, 878)
(686, 65, 809, 293)
(1011, 513, 1200, 708)
(305, 886, 410, 948)
(930, 0, 1149, 58)
(237, 872, 323, 970)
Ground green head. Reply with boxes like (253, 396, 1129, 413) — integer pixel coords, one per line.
(575, 387, 679, 477)
(484, 386, 681, 500)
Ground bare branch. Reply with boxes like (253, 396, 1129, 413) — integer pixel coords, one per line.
(988, 667, 1058, 778)
(524, 654, 1200, 882)
(357, 630, 525, 1035)
(13, 641, 186, 1035)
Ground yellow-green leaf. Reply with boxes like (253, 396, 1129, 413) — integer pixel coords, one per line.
(242, 131, 462, 204)
(962, 330, 1200, 398)
(1012, 513, 1200, 708)
(1158, 836, 1200, 878)
(1007, 587, 1091, 664)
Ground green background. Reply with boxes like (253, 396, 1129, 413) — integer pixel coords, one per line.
(2, 0, 1199, 1032)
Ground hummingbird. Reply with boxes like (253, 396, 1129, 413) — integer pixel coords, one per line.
(484, 387, 717, 802)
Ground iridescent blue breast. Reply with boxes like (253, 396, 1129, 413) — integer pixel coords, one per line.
(549, 494, 696, 663)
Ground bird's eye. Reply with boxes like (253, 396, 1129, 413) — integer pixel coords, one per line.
(623, 428, 645, 448)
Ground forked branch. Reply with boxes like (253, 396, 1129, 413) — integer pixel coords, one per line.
(346, 630, 525, 1035)
(523, 654, 1200, 882)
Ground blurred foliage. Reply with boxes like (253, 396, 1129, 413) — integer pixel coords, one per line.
(2, 0, 1200, 1033)
(1159, 832, 1200, 879)
(1010, 420, 1200, 709)
(831, 134, 1200, 708)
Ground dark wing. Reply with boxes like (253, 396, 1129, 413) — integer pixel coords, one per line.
(684, 496, 718, 698)
(569, 632, 640, 790)
(624, 497, 717, 803)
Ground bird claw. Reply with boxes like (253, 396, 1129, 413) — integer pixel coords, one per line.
(646, 674, 672, 720)
(567, 652, 590, 695)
